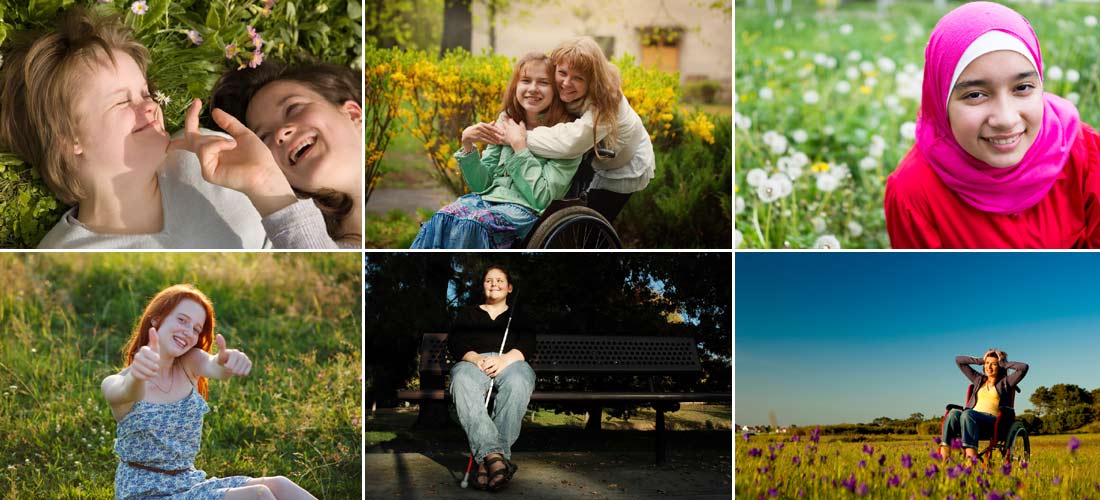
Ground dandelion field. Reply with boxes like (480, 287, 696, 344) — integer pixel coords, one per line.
(0, 254, 361, 498)
(734, 1, 1100, 248)
(736, 431, 1100, 499)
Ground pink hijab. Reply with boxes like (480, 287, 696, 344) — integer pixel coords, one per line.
(917, 1, 1080, 214)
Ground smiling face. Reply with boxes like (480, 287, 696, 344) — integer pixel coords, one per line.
(983, 354, 1000, 380)
(947, 50, 1044, 168)
(555, 61, 588, 104)
(245, 80, 363, 194)
(71, 49, 169, 183)
(483, 268, 513, 304)
(153, 299, 207, 358)
(516, 60, 554, 117)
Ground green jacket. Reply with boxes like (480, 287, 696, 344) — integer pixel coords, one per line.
(455, 143, 581, 214)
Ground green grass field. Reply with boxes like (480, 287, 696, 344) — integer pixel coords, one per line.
(0, 254, 361, 498)
(736, 431, 1100, 498)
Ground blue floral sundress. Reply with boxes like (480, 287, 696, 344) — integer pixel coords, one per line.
(113, 387, 249, 500)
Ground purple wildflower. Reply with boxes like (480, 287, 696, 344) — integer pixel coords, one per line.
(1053, 476, 1062, 486)
(930, 450, 942, 461)
(887, 474, 900, 487)
(841, 473, 857, 492)
(810, 428, 821, 444)
(934, 436, 942, 445)
(792, 456, 801, 465)
(987, 492, 1003, 500)
(742, 433, 751, 441)
(748, 448, 762, 457)
(856, 482, 868, 496)
(878, 454, 886, 466)
(859, 460, 866, 468)
(921, 488, 931, 497)
(925, 464, 939, 478)
(792, 434, 801, 443)
(901, 454, 913, 469)
(187, 30, 204, 45)
(797, 488, 804, 497)
(1000, 462, 1012, 476)
(1069, 436, 1081, 454)
(862, 444, 875, 455)
(947, 465, 960, 479)
(768, 487, 778, 498)
(951, 438, 963, 450)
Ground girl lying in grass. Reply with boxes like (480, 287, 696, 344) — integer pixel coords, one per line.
(410, 52, 581, 248)
(0, 8, 339, 249)
(209, 62, 364, 247)
(101, 284, 317, 500)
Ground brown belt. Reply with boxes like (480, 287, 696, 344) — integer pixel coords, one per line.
(125, 461, 189, 476)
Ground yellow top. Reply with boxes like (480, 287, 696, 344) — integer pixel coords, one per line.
(973, 384, 1000, 415)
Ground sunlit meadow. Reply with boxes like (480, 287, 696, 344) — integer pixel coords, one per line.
(736, 430, 1100, 498)
(734, 1, 1100, 248)
(0, 254, 361, 498)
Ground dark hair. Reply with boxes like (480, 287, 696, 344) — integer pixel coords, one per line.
(984, 351, 1007, 382)
(483, 264, 511, 284)
(209, 60, 362, 240)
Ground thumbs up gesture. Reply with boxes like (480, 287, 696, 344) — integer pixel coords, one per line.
(131, 327, 162, 381)
(214, 334, 252, 377)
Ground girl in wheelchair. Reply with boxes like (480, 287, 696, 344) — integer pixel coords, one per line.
(940, 349, 1028, 462)
(411, 53, 582, 248)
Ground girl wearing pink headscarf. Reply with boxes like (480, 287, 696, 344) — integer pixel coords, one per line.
(885, 2, 1100, 248)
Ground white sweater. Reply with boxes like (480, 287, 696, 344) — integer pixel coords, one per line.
(37, 131, 341, 249)
(526, 94, 655, 194)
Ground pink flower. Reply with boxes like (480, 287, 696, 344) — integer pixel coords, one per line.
(247, 25, 264, 50)
(130, 1, 148, 15)
(248, 49, 264, 68)
(225, 43, 239, 59)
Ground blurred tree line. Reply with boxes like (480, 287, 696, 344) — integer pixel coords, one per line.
(364, 253, 731, 415)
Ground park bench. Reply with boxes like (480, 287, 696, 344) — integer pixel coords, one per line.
(396, 333, 731, 464)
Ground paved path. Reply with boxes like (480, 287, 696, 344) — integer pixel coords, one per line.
(366, 187, 452, 216)
(365, 450, 731, 499)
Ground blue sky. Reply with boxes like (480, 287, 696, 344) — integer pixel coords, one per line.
(735, 252, 1100, 426)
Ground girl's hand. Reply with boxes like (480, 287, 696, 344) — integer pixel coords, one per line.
(168, 99, 297, 216)
(214, 334, 252, 377)
(501, 117, 527, 151)
(461, 122, 504, 153)
(130, 327, 162, 381)
(480, 355, 516, 378)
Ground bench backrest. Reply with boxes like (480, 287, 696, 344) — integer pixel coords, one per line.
(418, 333, 702, 376)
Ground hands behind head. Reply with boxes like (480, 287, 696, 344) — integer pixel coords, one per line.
(130, 327, 162, 381)
(214, 333, 252, 377)
(168, 99, 296, 216)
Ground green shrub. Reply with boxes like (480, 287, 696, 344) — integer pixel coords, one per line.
(617, 114, 732, 248)
(0, 0, 362, 248)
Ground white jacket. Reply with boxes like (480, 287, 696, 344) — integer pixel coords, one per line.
(526, 94, 655, 194)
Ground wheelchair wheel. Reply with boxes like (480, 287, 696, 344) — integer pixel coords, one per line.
(525, 206, 622, 249)
(1005, 423, 1030, 466)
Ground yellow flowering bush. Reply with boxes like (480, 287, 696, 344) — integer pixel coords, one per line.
(617, 54, 716, 147)
(392, 48, 512, 196)
(365, 46, 414, 202)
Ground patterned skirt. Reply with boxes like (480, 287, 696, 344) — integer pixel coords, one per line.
(410, 194, 539, 249)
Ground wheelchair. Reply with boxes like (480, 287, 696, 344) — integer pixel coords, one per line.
(941, 383, 1030, 466)
(518, 149, 622, 249)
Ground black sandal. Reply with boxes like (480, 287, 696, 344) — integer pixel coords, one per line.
(469, 469, 489, 490)
(484, 455, 515, 492)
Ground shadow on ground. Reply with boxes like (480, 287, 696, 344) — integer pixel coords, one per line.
(366, 409, 732, 499)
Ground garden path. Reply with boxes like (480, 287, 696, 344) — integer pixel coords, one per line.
(366, 187, 452, 215)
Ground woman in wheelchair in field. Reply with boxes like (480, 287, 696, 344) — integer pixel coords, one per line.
(940, 349, 1028, 462)
(411, 53, 581, 249)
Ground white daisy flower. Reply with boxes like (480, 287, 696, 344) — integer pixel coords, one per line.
(859, 156, 878, 170)
(1086, 15, 1098, 28)
(847, 50, 862, 62)
(735, 196, 746, 215)
(811, 216, 827, 233)
(734, 229, 744, 248)
(839, 24, 853, 35)
(846, 66, 860, 80)
(900, 121, 917, 141)
(756, 178, 783, 203)
(1067, 69, 1080, 83)
(770, 173, 793, 198)
(735, 112, 752, 131)
(835, 81, 851, 94)
(759, 87, 775, 100)
(792, 129, 809, 144)
(1047, 66, 1063, 81)
(803, 90, 820, 105)
(813, 234, 842, 249)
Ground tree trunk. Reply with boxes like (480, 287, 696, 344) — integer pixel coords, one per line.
(441, 0, 472, 56)
(488, 1, 497, 52)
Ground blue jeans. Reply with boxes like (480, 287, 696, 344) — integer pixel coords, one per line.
(943, 408, 997, 449)
(450, 355, 536, 462)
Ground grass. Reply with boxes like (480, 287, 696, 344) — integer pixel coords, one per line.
(364, 209, 430, 249)
(0, 254, 361, 499)
(377, 128, 437, 190)
(736, 431, 1100, 498)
